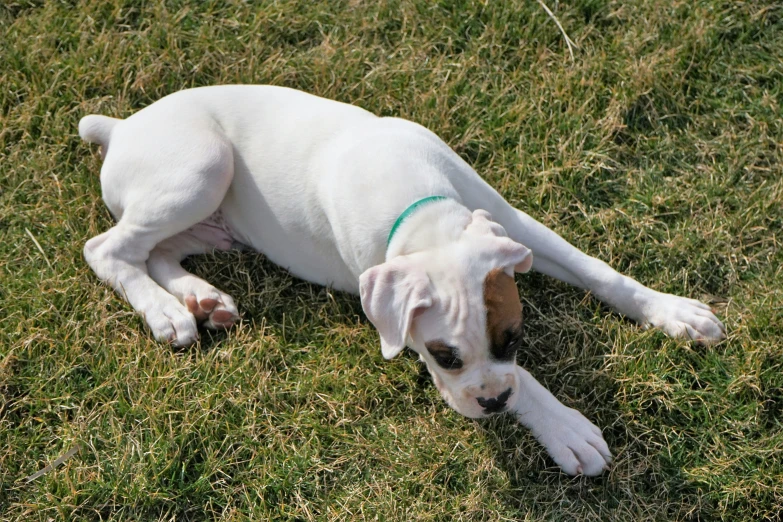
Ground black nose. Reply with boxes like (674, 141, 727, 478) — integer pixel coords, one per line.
(476, 388, 512, 413)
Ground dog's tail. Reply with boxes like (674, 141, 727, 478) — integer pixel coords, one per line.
(79, 114, 120, 150)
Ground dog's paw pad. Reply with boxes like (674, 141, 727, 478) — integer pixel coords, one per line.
(199, 298, 218, 312)
(183, 290, 239, 329)
(185, 295, 209, 320)
(207, 308, 237, 328)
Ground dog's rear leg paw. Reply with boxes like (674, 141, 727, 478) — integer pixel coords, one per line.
(644, 292, 726, 344)
(144, 298, 199, 347)
(184, 290, 239, 330)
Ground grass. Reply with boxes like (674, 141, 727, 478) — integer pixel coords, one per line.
(1, 0, 782, 519)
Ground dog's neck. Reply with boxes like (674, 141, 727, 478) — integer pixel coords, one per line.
(386, 199, 471, 260)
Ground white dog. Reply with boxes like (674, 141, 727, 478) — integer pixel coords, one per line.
(79, 85, 725, 476)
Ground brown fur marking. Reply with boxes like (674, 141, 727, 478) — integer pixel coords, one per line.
(483, 269, 522, 357)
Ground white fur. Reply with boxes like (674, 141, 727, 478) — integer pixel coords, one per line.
(79, 85, 726, 476)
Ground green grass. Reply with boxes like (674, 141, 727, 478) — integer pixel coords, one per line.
(1, 0, 782, 519)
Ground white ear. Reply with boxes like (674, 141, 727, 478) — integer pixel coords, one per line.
(359, 257, 433, 359)
(495, 237, 533, 274)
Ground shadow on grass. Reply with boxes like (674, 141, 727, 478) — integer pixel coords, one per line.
(174, 250, 715, 519)
(179, 248, 367, 353)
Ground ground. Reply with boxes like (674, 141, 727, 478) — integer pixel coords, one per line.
(1, 0, 782, 520)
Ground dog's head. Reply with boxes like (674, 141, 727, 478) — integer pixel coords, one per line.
(360, 209, 531, 418)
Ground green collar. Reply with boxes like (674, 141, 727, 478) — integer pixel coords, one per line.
(387, 196, 449, 247)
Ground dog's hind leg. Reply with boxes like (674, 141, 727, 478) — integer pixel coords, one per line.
(146, 217, 240, 330)
(83, 122, 234, 346)
(493, 204, 726, 343)
(85, 224, 204, 345)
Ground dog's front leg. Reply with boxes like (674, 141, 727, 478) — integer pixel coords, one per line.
(512, 366, 611, 476)
(498, 207, 726, 343)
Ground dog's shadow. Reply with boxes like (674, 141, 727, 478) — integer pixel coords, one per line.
(181, 248, 365, 351)
(468, 273, 705, 513)
(181, 251, 688, 512)
(466, 271, 619, 496)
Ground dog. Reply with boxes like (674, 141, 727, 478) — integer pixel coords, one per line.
(78, 85, 725, 476)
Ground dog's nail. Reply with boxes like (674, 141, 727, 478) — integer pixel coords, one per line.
(200, 298, 218, 312)
(576, 466, 583, 475)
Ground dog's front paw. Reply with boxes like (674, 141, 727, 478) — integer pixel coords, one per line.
(524, 406, 612, 476)
(143, 296, 199, 347)
(644, 292, 726, 344)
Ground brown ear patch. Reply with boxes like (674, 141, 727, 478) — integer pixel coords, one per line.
(483, 269, 523, 359)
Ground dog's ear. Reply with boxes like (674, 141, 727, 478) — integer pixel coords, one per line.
(359, 257, 433, 359)
(494, 237, 533, 274)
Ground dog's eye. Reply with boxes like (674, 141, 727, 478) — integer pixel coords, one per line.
(425, 341, 464, 370)
(491, 328, 522, 361)
(434, 353, 464, 370)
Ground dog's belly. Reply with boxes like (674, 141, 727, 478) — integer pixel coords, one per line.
(219, 171, 361, 294)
